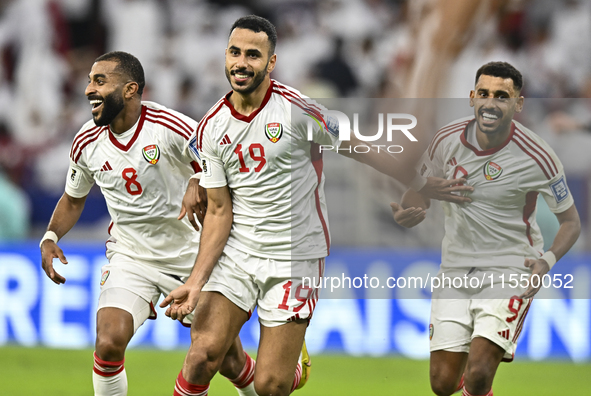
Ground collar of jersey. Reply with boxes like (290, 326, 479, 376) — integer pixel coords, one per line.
(460, 118, 515, 156)
(108, 105, 147, 152)
(223, 80, 274, 123)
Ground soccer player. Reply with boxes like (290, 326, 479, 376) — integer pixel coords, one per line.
(391, 61, 581, 396)
(161, 15, 475, 396)
(39, 51, 257, 396)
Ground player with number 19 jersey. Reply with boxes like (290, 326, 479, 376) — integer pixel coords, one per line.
(66, 101, 201, 276)
(190, 80, 340, 261)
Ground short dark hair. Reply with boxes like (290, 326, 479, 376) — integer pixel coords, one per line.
(475, 61, 523, 92)
(95, 51, 146, 96)
(230, 15, 277, 56)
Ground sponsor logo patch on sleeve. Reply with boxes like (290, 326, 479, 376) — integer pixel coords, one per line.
(201, 157, 211, 177)
(325, 115, 339, 137)
(550, 176, 569, 203)
(69, 166, 81, 188)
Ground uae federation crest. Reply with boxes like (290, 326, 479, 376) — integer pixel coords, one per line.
(483, 160, 502, 181)
(142, 144, 160, 165)
(265, 122, 283, 143)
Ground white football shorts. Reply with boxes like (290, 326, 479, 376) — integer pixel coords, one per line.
(97, 253, 193, 332)
(202, 244, 325, 327)
(429, 267, 532, 361)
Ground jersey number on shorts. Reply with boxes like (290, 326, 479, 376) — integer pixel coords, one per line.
(122, 167, 143, 195)
(278, 280, 313, 313)
(234, 143, 267, 173)
(506, 297, 523, 323)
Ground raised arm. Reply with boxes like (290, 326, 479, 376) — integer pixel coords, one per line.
(161, 184, 233, 321)
(520, 203, 581, 299)
(40, 193, 87, 284)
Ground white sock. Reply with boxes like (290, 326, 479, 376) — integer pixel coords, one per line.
(93, 352, 128, 396)
(235, 382, 258, 396)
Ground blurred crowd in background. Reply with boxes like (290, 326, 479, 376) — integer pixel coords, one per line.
(0, 0, 590, 249)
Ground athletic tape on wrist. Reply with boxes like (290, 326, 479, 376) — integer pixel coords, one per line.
(39, 231, 59, 248)
(409, 174, 428, 192)
(541, 250, 557, 269)
(190, 172, 202, 180)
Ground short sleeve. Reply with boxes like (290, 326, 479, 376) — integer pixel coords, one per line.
(539, 171, 575, 214)
(64, 159, 94, 198)
(416, 138, 446, 179)
(198, 123, 227, 189)
(291, 101, 341, 149)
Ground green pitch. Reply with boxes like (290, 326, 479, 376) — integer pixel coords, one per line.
(1, 346, 589, 395)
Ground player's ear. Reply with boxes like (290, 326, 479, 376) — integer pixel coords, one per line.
(469, 90, 475, 107)
(124, 82, 139, 99)
(515, 96, 524, 113)
(267, 53, 277, 74)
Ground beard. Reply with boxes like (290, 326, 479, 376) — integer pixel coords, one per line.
(92, 91, 125, 126)
(225, 64, 268, 95)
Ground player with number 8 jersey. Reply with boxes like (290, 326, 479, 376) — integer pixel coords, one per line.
(68, 100, 201, 274)
(40, 51, 256, 396)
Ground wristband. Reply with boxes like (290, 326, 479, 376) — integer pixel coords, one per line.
(190, 173, 202, 180)
(409, 174, 428, 192)
(541, 250, 557, 269)
(39, 231, 59, 248)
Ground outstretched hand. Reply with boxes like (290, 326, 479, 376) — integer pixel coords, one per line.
(40, 240, 68, 284)
(160, 284, 200, 322)
(390, 202, 426, 228)
(178, 178, 207, 231)
(519, 258, 551, 299)
(419, 177, 474, 204)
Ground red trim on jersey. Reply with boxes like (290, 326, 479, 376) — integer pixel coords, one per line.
(197, 101, 225, 151)
(429, 122, 470, 161)
(70, 125, 101, 159)
(513, 127, 557, 178)
(145, 116, 192, 141)
(145, 107, 193, 135)
(273, 81, 322, 113)
(73, 127, 107, 163)
(191, 161, 202, 173)
(223, 80, 274, 123)
(522, 191, 539, 246)
(310, 143, 330, 256)
(460, 120, 515, 156)
(71, 127, 106, 163)
(108, 105, 147, 152)
(145, 108, 192, 140)
(515, 127, 558, 174)
(428, 120, 471, 159)
(511, 136, 552, 180)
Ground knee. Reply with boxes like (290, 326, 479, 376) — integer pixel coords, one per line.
(95, 334, 127, 362)
(430, 371, 459, 396)
(184, 343, 225, 382)
(464, 363, 492, 392)
(254, 372, 292, 396)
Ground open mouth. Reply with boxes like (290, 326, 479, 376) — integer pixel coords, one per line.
(480, 111, 500, 124)
(231, 70, 254, 83)
(89, 99, 104, 114)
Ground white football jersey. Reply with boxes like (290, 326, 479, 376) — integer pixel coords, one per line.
(188, 80, 340, 260)
(419, 116, 574, 268)
(66, 101, 201, 276)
